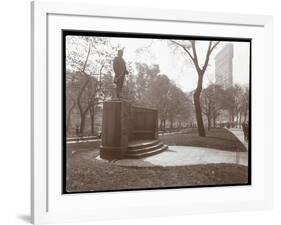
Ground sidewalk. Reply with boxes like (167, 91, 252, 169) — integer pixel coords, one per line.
(97, 145, 248, 167)
(229, 128, 248, 150)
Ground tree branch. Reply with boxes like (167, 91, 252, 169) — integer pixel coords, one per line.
(81, 41, 92, 73)
(210, 41, 220, 53)
(201, 41, 213, 73)
(190, 41, 198, 63)
(170, 40, 195, 63)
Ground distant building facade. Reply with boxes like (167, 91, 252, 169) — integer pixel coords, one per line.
(215, 43, 234, 89)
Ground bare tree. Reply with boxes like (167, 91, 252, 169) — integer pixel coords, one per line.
(201, 84, 225, 130)
(240, 86, 249, 124)
(223, 84, 244, 127)
(166, 84, 190, 129)
(65, 72, 78, 134)
(66, 36, 117, 136)
(138, 71, 192, 132)
(170, 40, 220, 136)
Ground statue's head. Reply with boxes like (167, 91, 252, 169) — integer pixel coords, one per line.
(117, 49, 124, 57)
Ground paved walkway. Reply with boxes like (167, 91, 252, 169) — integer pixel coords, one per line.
(67, 139, 100, 144)
(229, 128, 248, 150)
(97, 145, 248, 167)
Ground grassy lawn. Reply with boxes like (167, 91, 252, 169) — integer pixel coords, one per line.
(66, 149, 248, 193)
(68, 128, 246, 153)
(160, 128, 246, 152)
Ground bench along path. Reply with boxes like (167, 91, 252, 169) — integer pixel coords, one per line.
(98, 145, 248, 168)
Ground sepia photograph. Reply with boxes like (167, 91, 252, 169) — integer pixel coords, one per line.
(63, 31, 251, 193)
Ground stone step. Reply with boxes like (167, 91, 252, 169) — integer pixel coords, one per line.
(125, 144, 168, 159)
(127, 142, 164, 155)
(128, 139, 160, 150)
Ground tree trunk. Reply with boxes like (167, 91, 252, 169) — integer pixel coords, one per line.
(66, 112, 71, 135)
(66, 103, 75, 135)
(170, 119, 173, 129)
(193, 74, 206, 137)
(213, 115, 216, 128)
(207, 115, 211, 131)
(236, 112, 239, 128)
(229, 111, 234, 128)
(79, 112, 87, 136)
(239, 112, 242, 128)
(244, 110, 247, 123)
(90, 106, 95, 136)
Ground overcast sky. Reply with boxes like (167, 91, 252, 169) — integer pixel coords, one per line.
(110, 37, 250, 93)
(67, 36, 250, 93)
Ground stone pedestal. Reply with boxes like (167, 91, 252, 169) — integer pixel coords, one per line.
(100, 99, 167, 160)
(100, 99, 131, 160)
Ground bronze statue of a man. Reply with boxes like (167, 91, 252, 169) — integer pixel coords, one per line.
(113, 49, 128, 98)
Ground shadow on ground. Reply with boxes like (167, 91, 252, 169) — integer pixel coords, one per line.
(17, 214, 30, 224)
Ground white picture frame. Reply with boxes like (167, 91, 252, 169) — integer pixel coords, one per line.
(31, 1, 273, 224)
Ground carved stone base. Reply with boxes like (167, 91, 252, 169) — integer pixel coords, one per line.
(100, 99, 130, 160)
(125, 139, 168, 159)
(100, 99, 167, 160)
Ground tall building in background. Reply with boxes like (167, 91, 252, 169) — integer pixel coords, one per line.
(215, 43, 234, 89)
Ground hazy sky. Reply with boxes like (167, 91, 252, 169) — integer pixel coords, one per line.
(110, 37, 250, 92)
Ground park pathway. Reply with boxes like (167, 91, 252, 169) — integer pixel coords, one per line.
(98, 145, 248, 168)
(229, 128, 248, 150)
